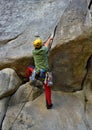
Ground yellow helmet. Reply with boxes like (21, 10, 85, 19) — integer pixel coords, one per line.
(33, 38, 43, 49)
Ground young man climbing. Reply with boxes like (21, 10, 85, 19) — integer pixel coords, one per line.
(31, 35, 54, 109)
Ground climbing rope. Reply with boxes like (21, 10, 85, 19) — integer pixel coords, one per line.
(9, 87, 33, 130)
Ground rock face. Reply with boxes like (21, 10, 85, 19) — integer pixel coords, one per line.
(2, 90, 92, 130)
(0, 0, 92, 130)
(0, 0, 69, 77)
(0, 0, 92, 92)
(0, 0, 91, 78)
(53, 0, 88, 46)
(50, 28, 92, 91)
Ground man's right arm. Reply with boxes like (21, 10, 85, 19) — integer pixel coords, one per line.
(44, 34, 54, 48)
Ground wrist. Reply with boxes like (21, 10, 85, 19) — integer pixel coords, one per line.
(50, 38, 53, 41)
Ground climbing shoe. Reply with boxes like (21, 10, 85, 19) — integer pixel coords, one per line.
(46, 104, 53, 109)
(46, 100, 53, 109)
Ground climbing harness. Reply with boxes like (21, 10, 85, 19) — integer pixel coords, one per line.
(44, 72, 53, 87)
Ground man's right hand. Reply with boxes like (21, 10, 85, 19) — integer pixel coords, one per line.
(49, 34, 54, 41)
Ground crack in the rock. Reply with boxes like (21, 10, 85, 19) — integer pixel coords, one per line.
(88, 0, 92, 10)
(0, 97, 11, 130)
(83, 55, 92, 112)
(0, 32, 23, 47)
(82, 54, 92, 130)
(81, 54, 92, 90)
(0, 114, 6, 130)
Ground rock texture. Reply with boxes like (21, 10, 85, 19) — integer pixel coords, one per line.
(0, 0, 92, 130)
(2, 90, 92, 130)
(9, 82, 43, 106)
(50, 27, 92, 91)
(0, 0, 91, 78)
(53, 0, 88, 45)
(0, 68, 21, 128)
(0, 68, 22, 99)
(0, 0, 92, 92)
(0, 98, 10, 129)
(0, 0, 69, 77)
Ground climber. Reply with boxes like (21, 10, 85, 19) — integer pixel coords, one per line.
(33, 36, 54, 109)
(27, 35, 54, 109)
(88, 0, 92, 10)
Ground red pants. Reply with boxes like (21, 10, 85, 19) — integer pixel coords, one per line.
(26, 66, 52, 105)
(44, 83, 52, 105)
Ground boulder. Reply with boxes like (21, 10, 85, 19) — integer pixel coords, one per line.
(0, 68, 22, 99)
(49, 27, 92, 91)
(9, 82, 43, 106)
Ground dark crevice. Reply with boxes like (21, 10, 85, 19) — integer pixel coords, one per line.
(71, 54, 92, 93)
(0, 97, 11, 130)
(81, 54, 92, 112)
(78, 54, 92, 130)
(81, 54, 92, 130)
(0, 114, 6, 130)
(84, 97, 88, 113)
(81, 54, 92, 90)
(88, 0, 92, 10)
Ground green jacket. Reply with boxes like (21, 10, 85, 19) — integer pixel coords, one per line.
(32, 46, 49, 72)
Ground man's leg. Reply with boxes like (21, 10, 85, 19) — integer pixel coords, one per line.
(44, 83, 53, 109)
